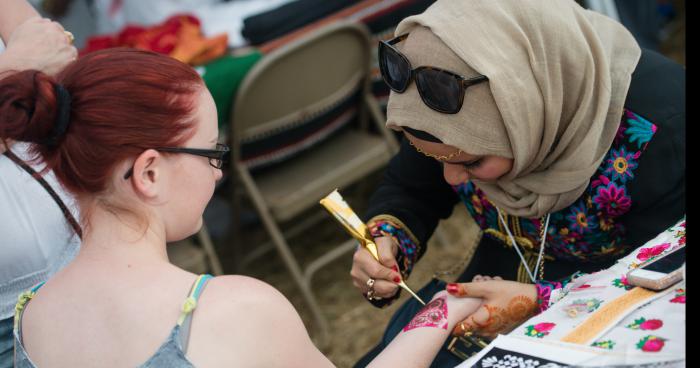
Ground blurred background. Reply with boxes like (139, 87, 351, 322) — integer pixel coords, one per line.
(20, 0, 686, 366)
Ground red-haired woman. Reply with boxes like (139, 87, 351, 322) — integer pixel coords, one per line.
(1, 48, 482, 367)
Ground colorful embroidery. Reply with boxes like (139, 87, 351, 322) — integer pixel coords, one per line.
(593, 182, 631, 217)
(624, 110, 657, 149)
(603, 147, 639, 183)
(591, 340, 616, 350)
(566, 202, 598, 234)
(670, 288, 685, 304)
(636, 335, 666, 352)
(524, 322, 556, 338)
(626, 317, 663, 330)
(612, 276, 634, 290)
(562, 298, 603, 317)
(455, 109, 657, 266)
(637, 242, 671, 262)
(535, 275, 578, 313)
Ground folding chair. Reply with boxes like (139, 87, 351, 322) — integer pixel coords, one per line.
(229, 21, 399, 346)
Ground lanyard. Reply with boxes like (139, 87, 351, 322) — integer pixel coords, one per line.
(496, 208, 550, 283)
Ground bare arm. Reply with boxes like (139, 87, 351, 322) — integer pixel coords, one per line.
(368, 291, 482, 368)
(200, 277, 481, 368)
(0, 0, 41, 42)
(0, 1, 77, 153)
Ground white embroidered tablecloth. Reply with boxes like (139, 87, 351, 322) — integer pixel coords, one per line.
(458, 218, 686, 367)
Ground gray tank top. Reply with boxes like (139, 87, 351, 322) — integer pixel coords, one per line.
(13, 274, 212, 367)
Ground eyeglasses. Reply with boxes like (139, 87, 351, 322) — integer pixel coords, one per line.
(123, 143, 230, 179)
(378, 34, 489, 114)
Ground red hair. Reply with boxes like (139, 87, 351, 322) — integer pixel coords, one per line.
(0, 48, 203, 195)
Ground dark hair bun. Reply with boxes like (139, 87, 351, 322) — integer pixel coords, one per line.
(0, 70, 60, 146)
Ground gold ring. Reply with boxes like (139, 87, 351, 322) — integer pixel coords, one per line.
(366, 278, 375, 290)
(366, 289, 375, 301)
(64, 31, 74, 44)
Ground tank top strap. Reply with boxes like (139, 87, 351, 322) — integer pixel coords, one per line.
(14, 281, 46, 343)
(176, 274, 213, 354)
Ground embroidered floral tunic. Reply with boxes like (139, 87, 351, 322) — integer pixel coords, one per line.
(363, 49, 685, 313)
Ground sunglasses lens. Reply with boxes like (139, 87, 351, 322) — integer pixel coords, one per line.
(415, 68, 464, 113)
(379, 43, 411, 92)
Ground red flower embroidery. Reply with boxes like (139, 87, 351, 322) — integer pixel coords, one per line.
(637, 243, 671, 262)
(627, 317, 663, 330)
(637, 336, 666, 352)
(640, 319, 663, 330)
(534, 322, 556, 332)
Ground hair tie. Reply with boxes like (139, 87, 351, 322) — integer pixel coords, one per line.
(44, 84, 72, 147)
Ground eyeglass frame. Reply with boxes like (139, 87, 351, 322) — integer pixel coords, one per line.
(378, 33, 489, 114)
(122, 143, 230, 179)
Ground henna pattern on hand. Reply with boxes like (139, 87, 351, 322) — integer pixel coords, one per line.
(507, 295, 535, 322)
(476, 305, 509, 335)
(454, 295, 537, 337)
(402, 295, 448, 332)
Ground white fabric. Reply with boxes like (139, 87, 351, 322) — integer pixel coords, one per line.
(0, 143, 80, 319)
(91, 0, 295, 47)
(458, 218, 686, 367)
(460, 334, 684, 367)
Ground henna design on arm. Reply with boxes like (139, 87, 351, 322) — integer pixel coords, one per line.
(454, 295, 537, 337)
(402, 295, 448, 332)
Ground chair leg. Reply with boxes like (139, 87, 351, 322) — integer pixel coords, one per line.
(304, 238, 357, 286)
(236, 164, 330, 348)
(197, 224, 224, 276)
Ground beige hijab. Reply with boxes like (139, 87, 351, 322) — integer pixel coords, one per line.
(388, 0, 641, 218)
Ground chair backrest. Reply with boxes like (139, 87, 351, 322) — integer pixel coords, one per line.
(230, 22, 373, 169)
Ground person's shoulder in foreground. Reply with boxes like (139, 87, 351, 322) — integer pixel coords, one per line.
(187, 275, 334, 367)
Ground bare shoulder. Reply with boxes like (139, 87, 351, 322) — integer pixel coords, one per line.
(202, 275, 287, 306)
(187, 275, 333, 367)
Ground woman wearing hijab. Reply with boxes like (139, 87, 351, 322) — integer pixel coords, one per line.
(351, 0, 684, 366)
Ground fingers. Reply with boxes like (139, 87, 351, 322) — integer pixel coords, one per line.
(472, 275, 503, 282)
(350, 246, 400, 299)
(452, 304, 499, 337)
(446, 281, 492, 298)
(451, 304, 489, 336)
(375, 236, 399, 270)
(452, 318, 476, 336)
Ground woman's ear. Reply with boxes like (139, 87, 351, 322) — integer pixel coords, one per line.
(129, 149, 162, 199)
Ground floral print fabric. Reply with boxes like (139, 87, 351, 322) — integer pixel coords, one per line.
(454, 109, 658, 313)
(512, 219, 685, 358)
(456, 109, 657, 264)
(367, 217, 422, 278)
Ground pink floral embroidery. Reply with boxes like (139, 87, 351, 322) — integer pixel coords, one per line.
(525, 322, 556, 338)
(636, 335, 666, 352)
(670, 288, 685, 304)
(626, 317, 663, 330)
(612, 275, 634, 290)
(637, 243, 671, 262)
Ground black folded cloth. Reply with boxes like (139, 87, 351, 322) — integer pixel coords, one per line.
(242, 0, 360, 45)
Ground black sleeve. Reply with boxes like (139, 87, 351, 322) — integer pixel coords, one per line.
(364, 136, 460, 247)
(619, 48, 686, 247)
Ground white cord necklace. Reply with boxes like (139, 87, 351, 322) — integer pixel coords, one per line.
(496, 207, 551, 283)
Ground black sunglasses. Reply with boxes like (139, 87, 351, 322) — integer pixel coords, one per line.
(123, 143, 230, 179)
(378, 34, 489, 114)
